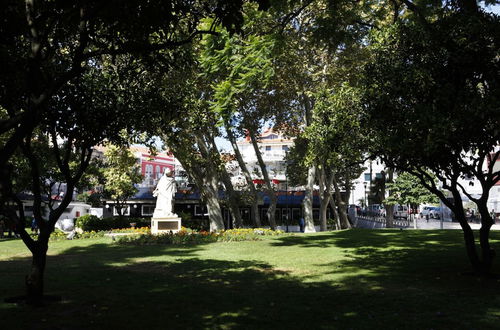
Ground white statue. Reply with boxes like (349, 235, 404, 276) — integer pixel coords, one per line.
(152, 168, 177, 218)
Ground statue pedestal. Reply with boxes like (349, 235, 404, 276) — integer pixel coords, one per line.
(151, 216, 182, 235)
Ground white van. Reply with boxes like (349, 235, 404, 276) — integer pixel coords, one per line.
(394, 204, 408, 219)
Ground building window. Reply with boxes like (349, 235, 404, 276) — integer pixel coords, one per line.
(145, 164, 153, 178)
(364, 173, 371, 181)
(24, 205, 33, 212)
(282, 145, 289, 151)
(113, 205, 130, 216)
(375, 172, 383, 179)
(291, 208, 301, 222)
(194, 205, 208, 216)
(265, 146, 272, 151)
(142, 205, 155, 216)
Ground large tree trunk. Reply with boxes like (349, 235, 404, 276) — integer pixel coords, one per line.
(226, 125, 261, 227)
(204, 180, 225, 231)
(4, 202, 47, 304)
(197, 174, 224, 231)
(449, 188, 482, 273)
(303, 165, 316, 232)
(329, 194, 341, 230)
(249, 130, 277, 230)
(219, 171, 243, 228)
(20, 144, 87, 304)
(332, 174, 350, 229)
(319, 193, 330, 231)
(318, 167, 332, 231)
(26, 240, 48, 304)
(386, 204, 394, 228)
(477, 194, 495, 274)
(174, 149, 225, 232)
(415, 170, 494, 275)
(206, 134, 243, 228)
(193, 134, 226, 231)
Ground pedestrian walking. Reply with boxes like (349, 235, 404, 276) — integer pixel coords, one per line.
(31, 216, 38, 235)
(299, 217, 305, 233)
(491, 209, 496, 224)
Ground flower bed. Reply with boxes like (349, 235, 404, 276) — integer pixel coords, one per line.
(42, 229, 106, 241)
(115, 228, 285, 245)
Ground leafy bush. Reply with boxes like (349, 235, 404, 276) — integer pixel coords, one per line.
(76, 230, 106, 239)
(116, 230, 217, 245)
(25, 216, 34, 228)
(109, 227, 150, 234)
(181, 218, 209, 231)
(218, 228, 285, 242)
(115, 228, 285, 245)
(75, 214, 102, 231)
(46, 229, 106, 241)
(76, 215, 143, 231)
(127, 217, 151, 228)
(49, 230, 68, 241)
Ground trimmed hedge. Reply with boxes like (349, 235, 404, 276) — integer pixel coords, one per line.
(116, 228, 286, 245)
(76, 215, 150, 232)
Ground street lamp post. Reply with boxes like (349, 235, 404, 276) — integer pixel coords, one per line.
(285, 177, 289, 233)
(363, 181, 368, 209)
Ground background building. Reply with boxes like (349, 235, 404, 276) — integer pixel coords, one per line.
(130, 146, 176, 188)
(232, 128, 294, 190)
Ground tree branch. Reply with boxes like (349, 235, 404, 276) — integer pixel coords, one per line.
(399, 0, 430, 28)
(270, 0, 315, 35)
(82, 29, 219, 60)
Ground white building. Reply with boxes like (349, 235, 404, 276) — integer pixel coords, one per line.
(233, 128, 294, 190)
(349, 159, 387, 207)
(225, 130, 500, 219)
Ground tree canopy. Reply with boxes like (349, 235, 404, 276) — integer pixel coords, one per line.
(362, 3, 500, 274)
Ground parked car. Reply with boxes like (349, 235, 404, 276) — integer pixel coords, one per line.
(420, 206, 437, 219)
(394, 204, 408, 219)
(429, 207, 442, 219)
(368, 204, 385, 217)
(348, 204, 362, 214)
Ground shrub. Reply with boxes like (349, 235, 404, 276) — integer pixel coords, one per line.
(75, 214, 103, 231)
(127, 217, 151, 228)
(218, 228, 285, 242)
(48, 229, 68, 241)
(109, 227, 150, 234)
(181, 218, 209, 231)
(46, 229, 106, 241)
(105, 216, 133, 230)
(76, 230, 106, 239)
(115, 228, 285, 245)
(76, 215, 134, 231)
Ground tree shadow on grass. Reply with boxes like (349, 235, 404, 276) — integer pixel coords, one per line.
(272, 228, 468, 250)
(0, 243, 357, 329)
(2, 232, 500, 329)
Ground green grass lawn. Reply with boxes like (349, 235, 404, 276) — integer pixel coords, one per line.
(2, 229, 500, 329)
